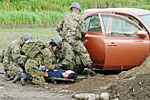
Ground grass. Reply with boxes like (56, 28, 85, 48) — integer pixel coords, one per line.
(0, 27, 58, 50)
(0, 10, 65, 25)
(0, 0, 149, 25)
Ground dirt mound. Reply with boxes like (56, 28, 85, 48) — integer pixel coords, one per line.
(118, 56, 150, 79)
(107, 73, 150, 100)
(65, 56, 150, 93)
(104, 56, 150, 100)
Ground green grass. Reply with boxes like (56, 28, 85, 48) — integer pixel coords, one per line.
(0, 0, 149, 25)
(1, 0, 149, 11)
(0, 27, 58, 49)
(0, 10, 65, 25)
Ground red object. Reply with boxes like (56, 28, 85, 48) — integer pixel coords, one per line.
(83, 8, 150, 70)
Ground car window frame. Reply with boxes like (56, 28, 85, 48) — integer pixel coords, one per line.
(84, 14, 106, 36)
(101, 13, 145, 38)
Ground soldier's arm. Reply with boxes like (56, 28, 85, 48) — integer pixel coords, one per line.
(12, 45, 21, 62)
(79, 17, 86, 39)
(56, 17, 64, 33)
(12, 45, 27, 66)
(41, 48, 55, 70)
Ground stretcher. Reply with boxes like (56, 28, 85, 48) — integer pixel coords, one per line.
(46, 75, 88, 84)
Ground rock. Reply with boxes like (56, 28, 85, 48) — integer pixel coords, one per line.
(113, 98, 119, 100)
(72, 93, 99, 100)
(72, 92, 110, 100)
(99, 92, 110, 100)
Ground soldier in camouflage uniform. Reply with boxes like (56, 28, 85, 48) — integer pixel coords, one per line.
(49, 34, 93, 75)
(56, 2, 95, 74)
(22, 39, 54, 85)
(2, 34, 31, 81)
(49, 35, 76, 70)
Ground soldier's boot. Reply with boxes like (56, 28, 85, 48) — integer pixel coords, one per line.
(21, 73, 28, 86)
(85, 64, 96, 76)
(4, 71, 11, 81)
(27, 74, 33, 81)
(13, 73, 21, 83)
(21, 73, 33, 86)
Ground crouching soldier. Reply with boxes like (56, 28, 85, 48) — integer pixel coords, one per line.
(21, 40, 55, 85)
(2, 34, 31, 82)
(49, 34, 95, 75)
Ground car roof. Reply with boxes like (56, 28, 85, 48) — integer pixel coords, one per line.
(84, 8, 150, 16)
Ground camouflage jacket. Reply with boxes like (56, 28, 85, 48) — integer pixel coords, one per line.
(51, 41, 81, 70)
(56, 12, 86, 40)
(3, 40, 27, 67)
(22, 39, 54, 70)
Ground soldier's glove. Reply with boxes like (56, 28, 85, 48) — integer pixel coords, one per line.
(53, 64, 61, 69)
(39, 65, 46, 72)
(17, 55, 27, 67)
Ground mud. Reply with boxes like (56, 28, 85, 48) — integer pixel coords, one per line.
(0, 63, 74, 100)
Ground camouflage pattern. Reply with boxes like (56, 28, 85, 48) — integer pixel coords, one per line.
(51, 41, 74, 70)
(51, 41, 84, 73)
(25, 59, 45, 85)
(56, 12, 92, 65)
(7, 61, 22, 79)
(23, 40, 54, 70)
(23, 40, 54, 84)
(3, 40, 26, 78)
(0, 50, 5, 63)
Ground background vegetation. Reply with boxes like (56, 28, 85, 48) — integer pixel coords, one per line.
(0, 0, 150, 25)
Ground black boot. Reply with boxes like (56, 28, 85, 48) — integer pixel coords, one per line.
(4, 71, 11, 81)
(21, 73, 28, 86)
(21, 73, 33, 86)
(85, 64, 96, 76)
(13, 73, 21, 83)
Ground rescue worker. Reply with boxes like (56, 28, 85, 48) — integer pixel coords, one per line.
(56, 2, 94, 72)
(49, 34, 95, 75)
(2, 34, 32, 82)
(21, 39, 55, 85)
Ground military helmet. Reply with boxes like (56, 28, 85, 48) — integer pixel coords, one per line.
(21, 34, 32, 41)
(70, 2, 81, 11)
(50, 34, 63, 48)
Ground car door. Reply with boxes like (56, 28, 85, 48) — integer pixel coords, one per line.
(84, 14, 108, 68)
(101, 14, 149, 70)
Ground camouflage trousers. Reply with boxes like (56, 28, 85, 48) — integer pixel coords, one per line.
(66, 34, 92, 66)
(25, 59, 45, 85)
(3, 61, 22, 79)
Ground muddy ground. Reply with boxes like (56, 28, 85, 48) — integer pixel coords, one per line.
(1, 28, 150, 100)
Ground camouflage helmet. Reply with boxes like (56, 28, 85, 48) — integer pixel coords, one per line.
(50, 34, 63, 48)
(70, 2, 81, 11)
(21, 34, 32, 41)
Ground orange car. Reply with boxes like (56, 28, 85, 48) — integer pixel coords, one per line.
(83, 8, 150, 70)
